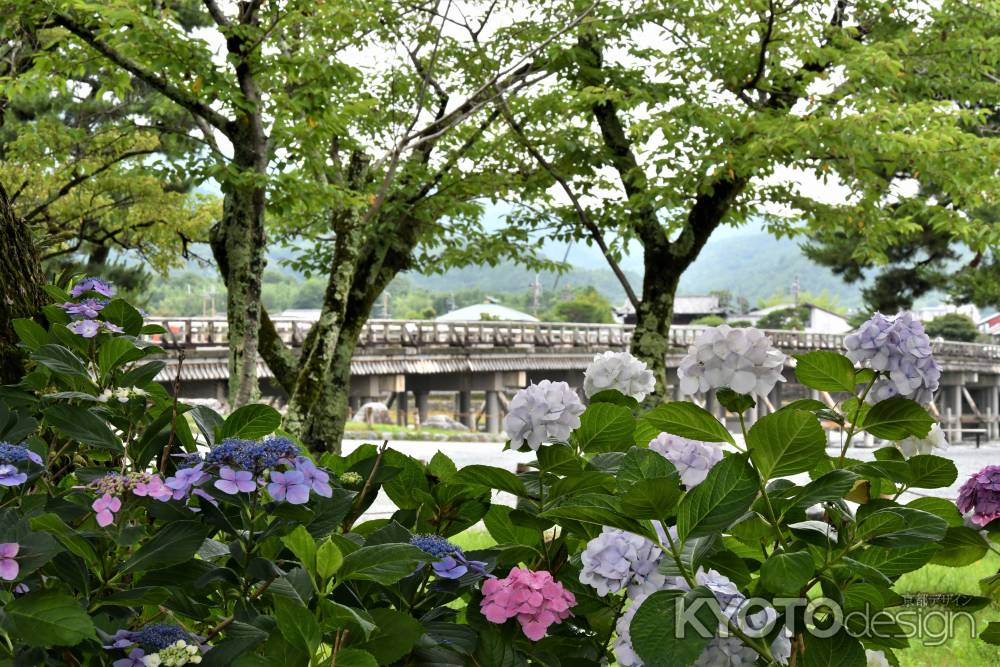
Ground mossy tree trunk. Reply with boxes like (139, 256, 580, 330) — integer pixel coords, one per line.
(0, 183, 46, 384)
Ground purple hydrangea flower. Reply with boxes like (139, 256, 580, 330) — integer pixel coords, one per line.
(61, 298, 106, 319)
(206, 437, 300, 472)
(957, 465, 1000, 527)
(165, 462, 211, 500)
(214, 466, 257, 494)
(13, 582, 28, 595)
(70, 277, 115, 298)
(112, 648, 147, 667)
(845, 312, 941, 403)
(0, 443, 42, 466)
(293, 457, 332, 497)
(103, 322, 124, 334)
(503, 380, 585, 450)
(67, 319, 101, 338)
(649, 433, 723, 488)
(0, 464, 27, 487)
(579, 527, 665, 597)
(677, 325, 786, 397)
(0, 543, 19, 581)
(411, 534, 489, 579)
(267, 470, 310, 504)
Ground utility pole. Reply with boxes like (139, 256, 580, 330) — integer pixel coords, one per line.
(530, 274, 542, 316)
(792, 276, 801, 306)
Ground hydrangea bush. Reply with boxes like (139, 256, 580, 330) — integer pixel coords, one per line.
(2, 283, 999, 666)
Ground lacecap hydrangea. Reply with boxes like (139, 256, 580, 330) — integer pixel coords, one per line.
(677, 325, 786, 397)
(845, 311, 941, 403)
(583, 351, 656, 402)
(503, 380, 585, 450)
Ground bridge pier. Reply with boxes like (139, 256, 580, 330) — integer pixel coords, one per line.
(486, 390, 501, 434)
(415, 390, 430, 426)
(396, 391, 408, 426)
(458, 390, 474, 430)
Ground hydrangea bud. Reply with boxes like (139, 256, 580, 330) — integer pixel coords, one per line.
(583, 351, 656, 402)
(845, 312, 940, 403)
(503, 380, 585, 450)
(648, 433, 723, 488)
(579, 528, 665, 597)
(677, 325, 786, 397)
(897, 423, 947, 458)
(957, 465, 1000, 527)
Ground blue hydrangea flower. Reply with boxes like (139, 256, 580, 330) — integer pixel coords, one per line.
(206, 437, 299, 472)
(131, 623, 190, 651)
(70, 277, 115, 298)
(579, 528, 665, 597)
(845, 312, 941, 403)
(410, 534, 488, 579)
(411, 534, 461, 559)
(648, 433, 723, 488)
(61, 298, 107, 319)
(0, 443, 42, 466)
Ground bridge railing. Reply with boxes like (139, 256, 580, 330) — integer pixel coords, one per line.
(142, 316, 1000, 360)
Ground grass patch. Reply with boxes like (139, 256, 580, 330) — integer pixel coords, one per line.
(343, 420, 470, 436)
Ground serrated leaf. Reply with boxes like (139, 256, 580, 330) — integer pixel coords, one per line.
(638, 402, 734, 445)
(862, 397, 933, 440)
(219, 404, 281, 440)
(677, 455, 758, 541)
(794, 351, 857, 393)
(574, 402, 635, 453)
(747, 409, 827, 479)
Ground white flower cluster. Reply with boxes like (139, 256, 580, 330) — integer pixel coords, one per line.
(97, 387, 148, 403)
(677, 325, 786, 397)
(648, 433, 723, 488)
(865, 650, 891, 667)
(503, 380, 585, 450)
(897, 423, 948, 458)
(583, 351, 656, 402)
(144, 640, 202, 666)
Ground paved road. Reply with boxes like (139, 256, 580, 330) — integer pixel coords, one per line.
(342, 438, 999, 518)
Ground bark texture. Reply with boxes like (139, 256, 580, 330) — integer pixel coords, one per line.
(0, 183, 46, 384)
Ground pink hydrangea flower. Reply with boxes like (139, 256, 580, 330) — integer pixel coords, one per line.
(132, 475, 172, 501)
(0, 543, 19, 581)
(480, 567, 576, 640)
(215, 466, 257, 494)
(93, 493, 122, 527)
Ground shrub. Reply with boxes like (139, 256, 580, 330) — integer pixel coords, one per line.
(924, 312, 980, 342)
(1, 283, 997, 665)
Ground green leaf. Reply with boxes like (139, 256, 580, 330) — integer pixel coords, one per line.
(93, 586, 172, 608)
(43, 405, 122, 452)
(274, 596, 321, 655)
(330, 649, 379, 667)
(907, 497, 964, 527)
(677, 454, 758, 541)
(319, 599, 377, 639)
(980, 622, 1000, 645)
(220, 404, 281, 439)
(618, 447, 682, 519)
(906, 454, 957, 489)
(794, 351, 857, 393)
(358, 608, 424, 665)
(31, 344, 88, 378)
(452, 464, 527, 496)
(101, 298, 144, 336)
(715, 388, 755, 414)
(631, 587, 718, 667)
(337, 543, 427, 585)
(12, 318, 49, 350)
(930, 527, 990, 567)
(854, 544, 939, 576)
(317, 539, 343, 579)
(789, 470, 859, 509)
(862, 397, 933, 440)
(483, 505, 541, 546)
(574, 402, 635, 453)
(190, 404, 224, 446)
(857, 507, 948, 548)
(539, 493, 654, 538)
(97, 336, 145, 379)
(30, 513, 98, 566)
(428, 451, 457, 480)
(747, 409, 827, 480)
(799, 631, 866, 667)
(637, 402, 735, 445)
(760, 550, 815, 595)
(281, 525, 317, 575)
(121, 520, 208, 574)
(5, 591, 95, 647)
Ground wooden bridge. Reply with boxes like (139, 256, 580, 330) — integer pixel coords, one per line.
(148, 317, 1000, 443)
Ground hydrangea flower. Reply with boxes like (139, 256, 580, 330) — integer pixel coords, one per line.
(205, 437, 299, 472)
(480, 567, 576, 640)
(677, 325, 786, 397)
(67, 319, 101, 338)
(845, 312, 941, 403)
(107, 624, 207, 666)
(579, 527, 665, 597)
(70, 277, 115, 298)
(93, 493, 122, 527)
(957, 465, 1000, 527)
(0, 543, 19, 580)
(112, 648, 148, 667)
(410, 534, 489, 579)
(0, 443, 42, 466)
(62, 298, 107, 319)
(583, 351, 656, 401)
(0, 465, 26, 487)
(339, 471, 364, 488)
(503, 380, 585, 450)
(293, 457, 333, 497)
(165, 463, 211, 500)
(214, 467, 257, 494)
(648, 433, 723, 488)
(267, 470, 310, 504)
(866, 650, 891, 667)
(898, 423, 948, 458)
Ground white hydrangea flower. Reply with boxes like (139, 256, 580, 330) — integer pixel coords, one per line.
(649, 433, 723, 488)
(579, 527, 666, 597)
(693, 636, 760, 667)
(866, 649, 891, 667)
(583, 351, 656, 402)
(770, 628, 793, 665)
(677, 325, 786, 397)
(503, 380, 585, 450)
(897, 423, 948, 458)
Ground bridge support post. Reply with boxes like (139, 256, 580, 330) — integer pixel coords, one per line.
(945, 384, 963, 444)
(415, 390, 430, 426)
(396, 391, 408, 426)
(989, 383, 999, 441)
(486, 390, 501, 434)
(458, 390, 474, 430)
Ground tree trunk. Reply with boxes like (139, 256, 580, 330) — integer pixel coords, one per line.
(209, 135, 267, 408)
(0, 183, 46, 384)
(631, 248, 683, 404)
